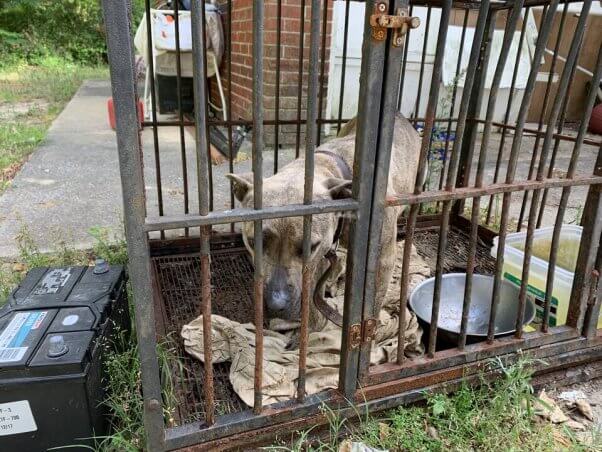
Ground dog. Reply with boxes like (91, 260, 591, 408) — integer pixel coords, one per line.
(226, 113, 420, 332)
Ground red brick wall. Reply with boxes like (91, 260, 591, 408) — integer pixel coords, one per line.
(210, 0, 333, 147)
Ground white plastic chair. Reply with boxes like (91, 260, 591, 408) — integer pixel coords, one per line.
(135, 9, 227, 120)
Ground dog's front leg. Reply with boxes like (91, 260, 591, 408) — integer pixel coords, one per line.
(373, 207, 400, 316)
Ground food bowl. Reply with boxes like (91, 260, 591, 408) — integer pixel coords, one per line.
(409, 273, 536, 345)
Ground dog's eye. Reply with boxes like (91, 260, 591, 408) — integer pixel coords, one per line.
(246, 230, 273, 250)
(296, 241, 321, 257)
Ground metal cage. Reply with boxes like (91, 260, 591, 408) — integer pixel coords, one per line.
(102, 0, 602, 449)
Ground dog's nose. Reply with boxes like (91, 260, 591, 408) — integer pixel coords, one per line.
(266, 289, 289, 311)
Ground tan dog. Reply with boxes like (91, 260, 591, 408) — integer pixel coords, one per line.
(226, 113, 420, 331)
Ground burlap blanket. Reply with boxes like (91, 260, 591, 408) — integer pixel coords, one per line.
(181, 241, 430, 407)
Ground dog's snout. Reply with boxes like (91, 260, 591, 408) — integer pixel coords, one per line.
(267, 289, 290, 311)
(265, 266, 296, 315)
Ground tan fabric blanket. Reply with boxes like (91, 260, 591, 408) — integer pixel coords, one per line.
(181, 241, 430, 407)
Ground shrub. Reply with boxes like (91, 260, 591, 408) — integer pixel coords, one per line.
(0, 0, 146, 65)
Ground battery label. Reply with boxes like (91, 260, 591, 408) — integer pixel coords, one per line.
(32, 268, 72, 295)
(0, 311, 48, 363)
(0, 401, 37, 436)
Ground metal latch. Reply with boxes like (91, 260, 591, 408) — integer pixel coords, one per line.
(370, 2, 420, 46)
(348, 318, 378, 349)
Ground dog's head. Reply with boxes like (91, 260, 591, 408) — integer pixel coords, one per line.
(226, 171, 351, 320)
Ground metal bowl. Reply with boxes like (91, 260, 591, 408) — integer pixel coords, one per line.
(409, 273, 536, 343)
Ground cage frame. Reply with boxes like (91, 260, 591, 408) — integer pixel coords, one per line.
(102, 0, 602, 450)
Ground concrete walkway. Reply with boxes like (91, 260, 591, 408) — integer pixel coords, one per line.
(0, 80, 293, 258)
(0, 79, 598, 258)
(0, 81, 123, 258)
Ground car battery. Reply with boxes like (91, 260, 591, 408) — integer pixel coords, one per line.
(0, 261, 129, 451)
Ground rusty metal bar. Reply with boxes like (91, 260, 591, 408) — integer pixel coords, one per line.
(533, 46, 602, 338)
(102, 1, 164, 449)
(172, 0, 189, 235)
(395, 0, 416, 350)
(489, 0, 560, 345)
(437, 8, 469, 198)
(145, 199, 357, 231)
(447, 0, 491, 350)
(568, 143, 602, 332)
(316, 0, 329, 146)
(144, 0, 165, 239)
(295, 0, 307, 159)
(227, 0, 235, 231)
(359, 0, 408, 380)
(396, 4, 413, 111)
(516, 1, 567, 232)
(385, 176, 602, 208)
(483, 121, 601, 148)
(584, 228, 602, 339)
(404, 0, 452, 358)
(199, 228, 214, 425)
(139, 173, 602, 232)
(518, 0, 591, 336)
(336, 0, 352, 134)
(536, 46, 581, 228)
(298, 0, 321, 403)
(485, 6, 530, 225)
(274, 0, 282, 174)
(451, 10, 495, 219)
(413, 5, 431, 119)
(252, 0, 265, 416)
(339, 0, 388, 398)
(429, 0, 488, 355)
(476, 0, 525, 342)
(200, 3, 214, 212)
(191, 0, 215, 426)
(372, 325, 586, 386)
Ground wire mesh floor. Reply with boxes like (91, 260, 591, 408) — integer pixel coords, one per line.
(152, 227, 496, 425)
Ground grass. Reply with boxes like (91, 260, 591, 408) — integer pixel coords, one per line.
(270, 358, 600, 451)
(0, 55, 108, 193)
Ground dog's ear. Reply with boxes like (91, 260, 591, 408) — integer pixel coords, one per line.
(324, 177, 353, 200)
(226, 173, 254, 202)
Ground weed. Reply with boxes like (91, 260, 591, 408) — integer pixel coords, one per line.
(96, 333, 180, 452)
(272, 358, 594, 451)
(89, 226, 129, 266)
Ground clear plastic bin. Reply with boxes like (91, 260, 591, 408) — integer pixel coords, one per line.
(490, 225, 596, 328)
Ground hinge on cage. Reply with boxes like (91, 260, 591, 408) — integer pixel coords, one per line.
(362, 318, 378, 343)
(348, 324, 362, 349)
(348, 319, 378, 349)
(370, 2, 420, 46)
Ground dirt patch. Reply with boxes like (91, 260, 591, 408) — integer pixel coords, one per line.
(549, 378, 602, 428)
(0, 99, 49, 121)
(1, 162, 24, 182)
(413, 228, 497, 275)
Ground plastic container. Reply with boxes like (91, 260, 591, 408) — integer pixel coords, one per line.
(490, 225, 597, 328)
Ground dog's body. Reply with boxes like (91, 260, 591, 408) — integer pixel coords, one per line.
(227, 113, 420, 331)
